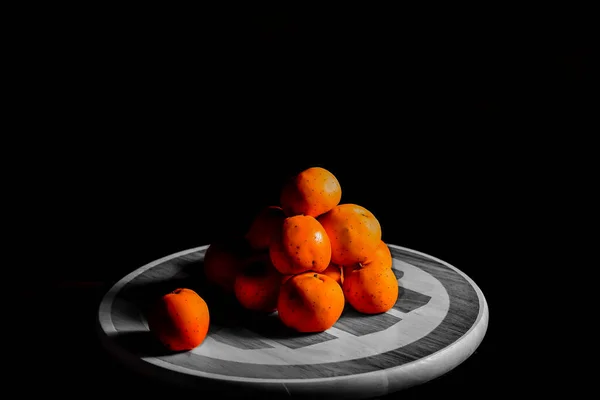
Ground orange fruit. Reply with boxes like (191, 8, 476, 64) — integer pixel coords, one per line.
(281, 263, 343, 287)
(234, 254, 284, 313)
(317, 203, 382, 266)
(364, 240, 392, 269)
(244, 205, 286, 250)
(146, 288, 210, 351)
(203, 237, 251, 293)
(343, 263, 398, 314)
(280, 166, 342, 217)
(277, 272, 345, 332)
(322, 262, 344, 286)
(269, 214, 332, 275)
(342, 239, 393, 278)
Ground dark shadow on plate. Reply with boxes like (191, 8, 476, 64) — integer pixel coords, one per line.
(239, 309, 338, 349)
(111, 330, 188, 358)
(241, 311, 305, 339)
(116, 260, 241, 319)
(394, 284, 432, 313)
(109, 254, 341, 350)
(393, 269, 404, 280)
(334, 303, 402, 336)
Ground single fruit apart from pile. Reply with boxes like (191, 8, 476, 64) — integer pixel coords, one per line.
(269, 214, 331, 275)
(245, 205, 286, 250)
(318, 203, 382, 266)
(234, 254, 284, 313)
(277, 272, 345, 332)
(343, 262, 399, 314)
(280, 166, 342, 217)
(147, 288, 210, 351)
(203, 237, 251, 293)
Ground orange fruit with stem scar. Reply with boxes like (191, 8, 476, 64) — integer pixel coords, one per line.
(342, 244, 398, 314)
(277, 271, 345, 332)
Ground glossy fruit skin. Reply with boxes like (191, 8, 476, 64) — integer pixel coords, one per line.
(280, 167, 342, 218)
(146, 288, 210, 351)
(269, 215, 331, 275)
(318, 203, 382, 266)
(343, 265, 398, 314)
(277, 272, 345, 332)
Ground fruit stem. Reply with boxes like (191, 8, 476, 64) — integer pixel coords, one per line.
(314, 273, 318, 278)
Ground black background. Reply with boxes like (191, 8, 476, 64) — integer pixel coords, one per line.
(14, 5, 593, 399)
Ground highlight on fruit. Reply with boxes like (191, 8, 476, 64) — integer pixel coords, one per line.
(148, 166, 398, 350)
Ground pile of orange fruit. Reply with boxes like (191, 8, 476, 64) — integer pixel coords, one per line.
(148, 167, 398, 351)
